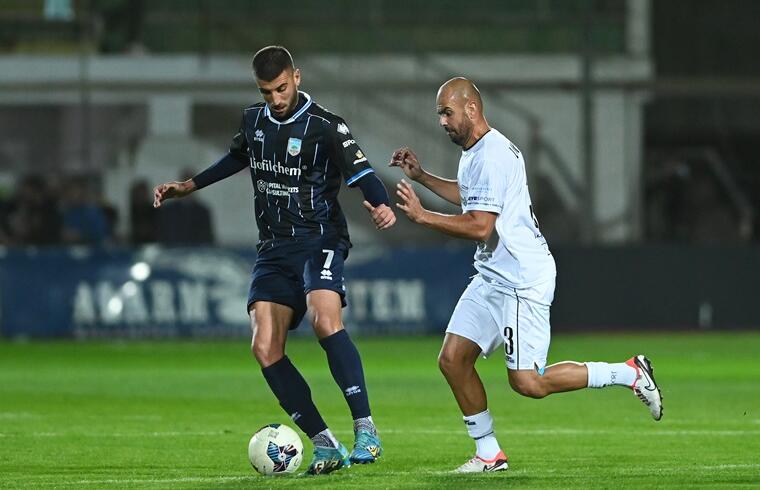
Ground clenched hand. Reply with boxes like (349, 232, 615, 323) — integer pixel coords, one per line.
(362, 201, 396, 230)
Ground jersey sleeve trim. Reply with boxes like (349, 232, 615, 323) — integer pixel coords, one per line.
(463, 203, 502, 214)
(346, 168, 375, 186)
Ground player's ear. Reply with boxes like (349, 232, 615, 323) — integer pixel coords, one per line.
(293, 68, 301, 88)
(465, 100, 477, 120)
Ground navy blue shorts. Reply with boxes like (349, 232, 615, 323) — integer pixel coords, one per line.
(247, 236, 349, 329)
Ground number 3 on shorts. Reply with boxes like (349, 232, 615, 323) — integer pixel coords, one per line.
(503, 326, 514, 355)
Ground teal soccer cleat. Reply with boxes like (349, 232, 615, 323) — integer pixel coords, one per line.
(305, 443, 351, 475)
(349, 430, 383, 464)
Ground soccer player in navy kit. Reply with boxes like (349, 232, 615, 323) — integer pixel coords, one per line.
(153, 46, 395, 475)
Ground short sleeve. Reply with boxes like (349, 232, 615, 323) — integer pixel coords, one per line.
(461, 148, 514, 214)
(325, 117, 374, 186)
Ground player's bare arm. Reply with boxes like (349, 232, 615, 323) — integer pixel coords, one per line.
(396, 179, 495, 242)
(153, 179, 197, 208)
(389, 147, 460, 205)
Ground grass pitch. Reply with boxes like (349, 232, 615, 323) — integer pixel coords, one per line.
(1, 333, 759, 489)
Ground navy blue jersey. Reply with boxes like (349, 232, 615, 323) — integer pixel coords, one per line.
(229, 92, 374, 242)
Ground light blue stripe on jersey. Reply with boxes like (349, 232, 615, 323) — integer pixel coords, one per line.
(346, 168, 374, 186)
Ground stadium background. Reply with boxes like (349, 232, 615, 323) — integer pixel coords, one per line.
(1, 1, 759, 488)
(2, 0, 759, 335)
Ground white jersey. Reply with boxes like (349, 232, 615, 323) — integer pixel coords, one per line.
(457, 128, 556, 289)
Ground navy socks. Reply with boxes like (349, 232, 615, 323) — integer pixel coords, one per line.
(260, 330, 371, 440)
(319, 329, 371, 419)
(261, 356, 327, 438)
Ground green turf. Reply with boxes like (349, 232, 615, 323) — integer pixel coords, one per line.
(1, 333, 759, 489)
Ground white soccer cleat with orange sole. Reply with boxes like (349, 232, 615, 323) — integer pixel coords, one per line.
(627, 354, 663, 421)
(454, 450, 509, 473)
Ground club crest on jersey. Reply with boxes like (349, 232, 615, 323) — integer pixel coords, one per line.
(287, 138, 302, 157)
(337, 123, 349, 135)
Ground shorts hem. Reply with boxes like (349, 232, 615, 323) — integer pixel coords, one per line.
(445, 329, 495, 359)
(303, 286, 348, 308)
(246, 297, 306, 330)
(506, 360, 548, 372)
(246, 297, 301, 311)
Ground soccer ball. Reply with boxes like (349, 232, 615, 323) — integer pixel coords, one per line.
(248, 424, 303, 475)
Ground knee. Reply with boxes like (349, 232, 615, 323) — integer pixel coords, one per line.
(509, 376, 548, 399)
(312, 317, 340, 338)
(251, 337, 283, 367)
(309, 312, 341, 339)
(438, 350, 462, 378)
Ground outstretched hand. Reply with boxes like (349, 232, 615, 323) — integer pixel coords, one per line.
(389, 147, 423, 181)
(362, 201, 396, 230)
(153, 180, 195, 208)
(395, 179, 426, 223)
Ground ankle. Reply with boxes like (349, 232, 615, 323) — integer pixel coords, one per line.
(311, 428, 340, 448)
(353, 416, 376, 435)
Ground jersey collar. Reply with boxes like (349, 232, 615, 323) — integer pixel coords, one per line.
(462, 128, 492, 153)
(264, 91, 312, 126)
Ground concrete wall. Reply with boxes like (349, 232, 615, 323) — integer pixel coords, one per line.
(0, 53, 651, 245)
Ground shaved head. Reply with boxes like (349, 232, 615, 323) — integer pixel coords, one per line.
(435, 77, 488, 148)
(436, 77, 483, 111)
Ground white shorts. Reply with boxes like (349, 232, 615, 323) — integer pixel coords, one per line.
(445, 274, 555, 371)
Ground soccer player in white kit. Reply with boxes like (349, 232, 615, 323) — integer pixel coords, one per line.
(390, 77, 663, 473)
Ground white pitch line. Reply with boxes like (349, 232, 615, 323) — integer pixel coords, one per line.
(340, 428, 760, 437)
(0, 412, 39, 419)
(2, 428, 759, 438)
(0, 431, 226, 438)
(703, 464, 760, 470)
(26, 464, 760, 486)
(38, 475, 259, 487)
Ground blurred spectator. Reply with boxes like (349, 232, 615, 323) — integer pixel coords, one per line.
(60, 177, 110, 245)
(5, 175, 61, 246)
(93, 0, 145, 54)
(684, 170, 741, 244)
(156, 169, 214, 245)
(645, 157, 745, 244)
(130, 179, 156, 244)
(0, 194, 12, 244)
(531, 174, 580, 244)
(96, 190, 119, 240)
(44, 0, 74, 21)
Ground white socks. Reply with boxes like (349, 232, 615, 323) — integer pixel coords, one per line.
(463, 409, 501, 460)
(585, 361, 638, 388)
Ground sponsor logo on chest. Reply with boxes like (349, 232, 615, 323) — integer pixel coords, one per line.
(257, 179, 299, 197)
(251, 158, 302, 177)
